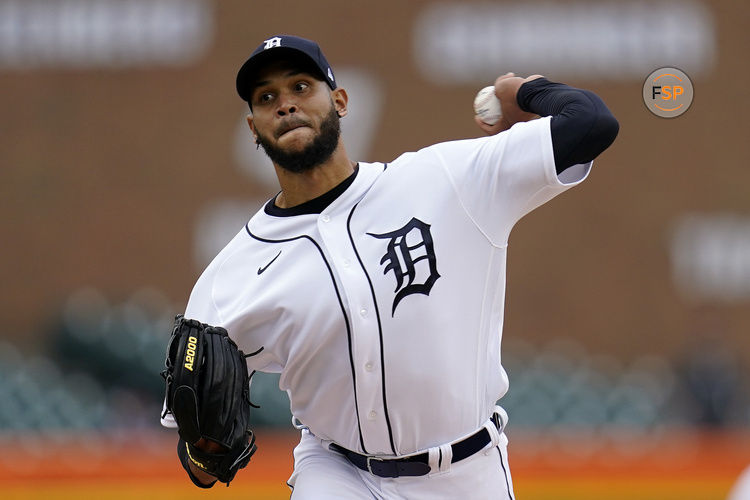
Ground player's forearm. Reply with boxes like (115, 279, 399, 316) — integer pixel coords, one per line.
(517, 78, 619, 172)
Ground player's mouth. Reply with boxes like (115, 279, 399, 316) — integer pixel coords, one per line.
(276, 119, 311, 138)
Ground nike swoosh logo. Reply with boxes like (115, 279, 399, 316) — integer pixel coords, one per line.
(257, 251, 281, 275)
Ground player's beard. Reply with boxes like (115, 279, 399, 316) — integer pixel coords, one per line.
(255, 104, 341, 174)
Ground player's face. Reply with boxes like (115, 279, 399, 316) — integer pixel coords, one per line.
(248, 59, 344, 173)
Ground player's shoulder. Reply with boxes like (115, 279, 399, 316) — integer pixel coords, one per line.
(387, 139, 472, 165)
(195, 223, 258, 279)
(387, 134, 498, 169)
(186, 224, 260, 320)
(419, 117, 551, 156)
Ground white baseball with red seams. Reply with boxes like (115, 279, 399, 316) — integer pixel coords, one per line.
(474, 85, 503, 125)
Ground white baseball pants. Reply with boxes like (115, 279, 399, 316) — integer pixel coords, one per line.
(287, 426, 515, 499)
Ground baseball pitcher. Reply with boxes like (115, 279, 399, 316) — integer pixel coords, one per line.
(161, 34, 618, 498)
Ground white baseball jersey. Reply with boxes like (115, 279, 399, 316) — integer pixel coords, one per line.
(163, 116, 590, 457)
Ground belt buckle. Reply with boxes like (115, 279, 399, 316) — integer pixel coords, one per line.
(366, 456, 430, 478)
(366, 456, 387, 476)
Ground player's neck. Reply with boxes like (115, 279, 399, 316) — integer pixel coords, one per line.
(273, 145, 355, 208)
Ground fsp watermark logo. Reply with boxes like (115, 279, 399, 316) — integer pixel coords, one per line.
(642, 67, 694, 118)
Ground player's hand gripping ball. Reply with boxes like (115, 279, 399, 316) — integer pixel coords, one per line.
(473, 86, 502, 125)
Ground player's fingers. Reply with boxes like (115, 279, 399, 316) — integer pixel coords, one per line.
(474, 115, 494, 134)
(493, 72, 515, 92)
(474, 114, 510, 135)
(494, 76, 525, 100)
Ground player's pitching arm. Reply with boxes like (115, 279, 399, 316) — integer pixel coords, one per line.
(475, 73, 619, 172)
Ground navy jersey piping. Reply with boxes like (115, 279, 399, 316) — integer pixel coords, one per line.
(496, 446, 515, 500)
(245, 224, 368, 453)
(346, 198, 397, 456)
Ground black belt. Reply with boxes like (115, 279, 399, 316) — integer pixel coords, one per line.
(330, 413, 502, 478)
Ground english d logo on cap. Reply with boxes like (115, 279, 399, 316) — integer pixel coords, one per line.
(236, 35, 337, 102)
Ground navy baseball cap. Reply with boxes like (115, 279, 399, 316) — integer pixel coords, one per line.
(236, 35, 337, 102)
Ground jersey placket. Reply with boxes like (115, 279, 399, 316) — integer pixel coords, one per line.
(316, 209, 393, 455)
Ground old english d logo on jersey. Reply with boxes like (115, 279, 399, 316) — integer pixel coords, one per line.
(368, 217, 440, 315)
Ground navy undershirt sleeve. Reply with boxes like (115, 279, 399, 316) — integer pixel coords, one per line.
(516, 78, 619, 174)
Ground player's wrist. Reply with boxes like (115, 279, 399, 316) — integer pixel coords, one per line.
(177, 438, 218, 488)
(490, 75, 540, 127)
(187, 457, 219, 486)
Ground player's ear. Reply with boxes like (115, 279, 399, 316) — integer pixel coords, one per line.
(246, 115, 258, 142)
(332, 88, 348, 118)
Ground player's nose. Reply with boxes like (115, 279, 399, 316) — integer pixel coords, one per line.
(276, 93, 298, 116)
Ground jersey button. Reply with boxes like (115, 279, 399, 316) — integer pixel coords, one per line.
(343, 258, 351, 267)
(359, 308, 368, 317)
(368, 411, 377, 420)
(321, 215, 330, 222)
(365, 362, 373, 371)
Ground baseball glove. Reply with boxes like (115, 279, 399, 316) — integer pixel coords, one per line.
(161, 315, 257, 486)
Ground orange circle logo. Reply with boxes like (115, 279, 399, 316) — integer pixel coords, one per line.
(642, 67, 694, 118)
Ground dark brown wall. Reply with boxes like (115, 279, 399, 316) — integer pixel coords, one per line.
(2, 0, 748, 365)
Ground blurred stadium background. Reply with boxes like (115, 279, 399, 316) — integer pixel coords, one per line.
(1, 0, 749, 498)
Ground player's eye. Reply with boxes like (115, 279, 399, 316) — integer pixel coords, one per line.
(259, 92, 274, 103)
(294, 81, 309, 92)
